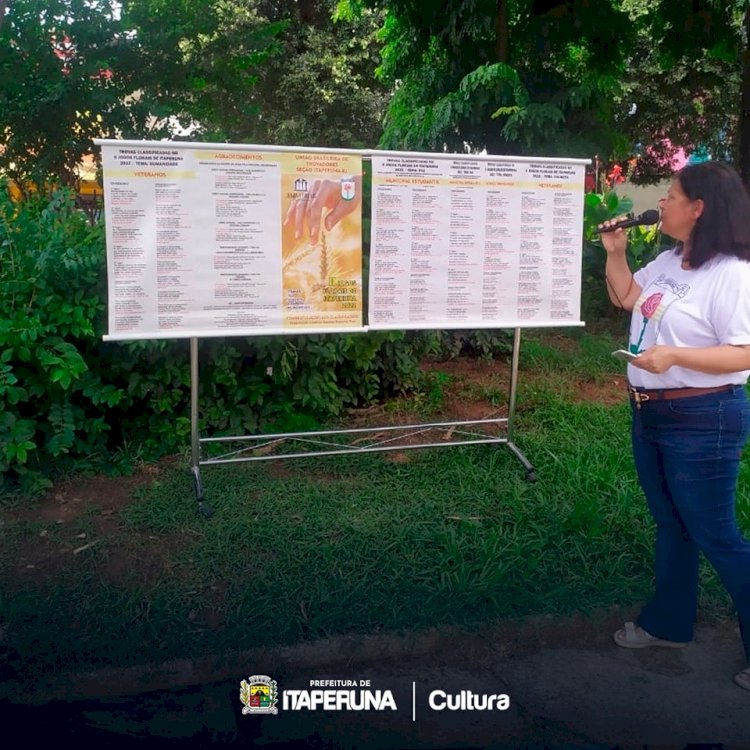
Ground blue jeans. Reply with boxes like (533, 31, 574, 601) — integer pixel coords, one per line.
(631, 385, 750, 661)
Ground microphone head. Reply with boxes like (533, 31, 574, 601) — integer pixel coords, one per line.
(638, 209, 660, 226)
(594, 208, 661, 234)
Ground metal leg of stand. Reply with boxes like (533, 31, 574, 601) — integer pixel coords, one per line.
(190, 338, 214, 518)
(506, 328, 537, 482)
(506, 441, 537, 483)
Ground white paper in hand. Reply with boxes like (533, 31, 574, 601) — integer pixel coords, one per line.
(611, 349, 639, 363)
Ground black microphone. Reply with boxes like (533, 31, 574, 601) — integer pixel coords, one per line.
(595, 209, 660, 233)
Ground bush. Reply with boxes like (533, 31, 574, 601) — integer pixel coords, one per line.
(0, 190, 424, 497)
(0, 190, 111, 495)
(415, 329, 514, 361)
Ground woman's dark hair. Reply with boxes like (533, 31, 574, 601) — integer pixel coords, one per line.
(675, 161, 750, 267)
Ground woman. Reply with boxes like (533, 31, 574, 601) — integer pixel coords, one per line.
(600, 161, 750, 691)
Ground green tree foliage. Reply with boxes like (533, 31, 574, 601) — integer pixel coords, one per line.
(617, 0, 746, 183)
(0, 0, 132, 190)
(0, 0, 385, 192)
(340, 0, 636, 157)
(0, 0, 284, 189)
(236, 0, 388, 148)
(118, 0, 286, 143)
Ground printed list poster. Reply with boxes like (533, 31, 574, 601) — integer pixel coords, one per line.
(99, 142, 363, 339)
(368, 155, 585, 329)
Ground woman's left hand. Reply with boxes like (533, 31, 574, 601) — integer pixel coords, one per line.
(631, 345, 679, 373)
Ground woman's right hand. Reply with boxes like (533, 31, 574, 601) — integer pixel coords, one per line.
(598, 216, 629, 255)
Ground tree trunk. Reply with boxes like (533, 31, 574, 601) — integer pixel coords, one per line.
(296, 0, 317, 25)
(740, 3, 750, 186)
(495, 0, 509, 63)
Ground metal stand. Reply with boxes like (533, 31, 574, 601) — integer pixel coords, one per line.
(190, 337, 213, 518)
(506, 327, 537, 483)
(189, 329, 536, 515)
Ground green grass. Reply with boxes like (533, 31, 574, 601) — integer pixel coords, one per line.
(1, 331, 746, 674)
(519, 328, 625, 378)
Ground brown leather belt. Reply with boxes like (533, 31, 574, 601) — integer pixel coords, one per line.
(628, 384, 734, 408)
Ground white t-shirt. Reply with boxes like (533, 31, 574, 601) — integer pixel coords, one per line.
(627, 249, 750, 388)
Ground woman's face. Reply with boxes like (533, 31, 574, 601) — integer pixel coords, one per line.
(658, 178, 704, 243)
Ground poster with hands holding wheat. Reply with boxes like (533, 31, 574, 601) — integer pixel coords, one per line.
(280, 153, 363, 329)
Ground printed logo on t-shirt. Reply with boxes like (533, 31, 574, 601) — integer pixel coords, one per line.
(630, 274, 690, 354)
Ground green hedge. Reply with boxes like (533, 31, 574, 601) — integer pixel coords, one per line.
(0, 190, 427, 496)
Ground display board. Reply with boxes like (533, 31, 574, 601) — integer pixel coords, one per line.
(368, 154, 586, 329)
(97, 141, 364, 340)
(96, 140, 588, 341)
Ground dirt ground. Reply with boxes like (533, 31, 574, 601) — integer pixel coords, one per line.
(3, 356, 749, 748)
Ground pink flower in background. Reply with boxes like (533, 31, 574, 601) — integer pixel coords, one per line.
(608, 163, 625, 184)
(90, 68, 114, 81)
(641, 293, 663, 319)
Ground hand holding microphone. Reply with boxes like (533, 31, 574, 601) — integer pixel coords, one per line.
(597, 209, 660, 255)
